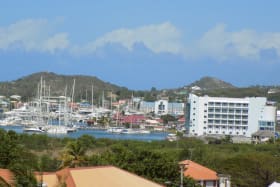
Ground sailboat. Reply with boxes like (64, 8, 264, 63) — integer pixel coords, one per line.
(46, 82, 76, 134)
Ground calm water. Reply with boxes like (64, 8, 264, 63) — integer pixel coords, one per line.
(0, 126, 168, 141)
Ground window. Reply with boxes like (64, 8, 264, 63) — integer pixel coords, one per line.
(242, 109, 248, 114)
(222, 103, 228, 107)
(208, 108, 214, 112)
(235, 109, 241, 113)
(243, 103, 248, 107)
(215, 120, 220, 124)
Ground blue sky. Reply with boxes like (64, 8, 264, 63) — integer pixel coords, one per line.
(0, 1, 280, 90)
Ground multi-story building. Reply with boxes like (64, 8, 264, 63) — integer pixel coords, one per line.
(186, 94, 276, 137)
(139, 100, 184, 116)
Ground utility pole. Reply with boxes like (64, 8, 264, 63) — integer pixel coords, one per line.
(179, 163, 187, 187)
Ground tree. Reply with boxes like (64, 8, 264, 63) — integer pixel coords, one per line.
(60, 140, 87, 168)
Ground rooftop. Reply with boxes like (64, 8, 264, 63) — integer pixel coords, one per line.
(36, 166, 164, 187)
(179, 160, 218, 181)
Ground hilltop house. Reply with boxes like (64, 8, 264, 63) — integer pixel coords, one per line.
(180, 160, 230, 187)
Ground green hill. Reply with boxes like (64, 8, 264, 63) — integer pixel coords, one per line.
(0, 72, 131, 102)
(189, 76, 235, 90)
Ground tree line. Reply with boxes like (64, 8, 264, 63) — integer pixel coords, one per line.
(1, 129, 280, 186)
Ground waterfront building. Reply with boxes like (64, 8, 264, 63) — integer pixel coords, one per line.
(139, 100, 184, 116)
(185, 94, 276, 137)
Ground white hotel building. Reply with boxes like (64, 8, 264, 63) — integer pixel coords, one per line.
(186, 94, 276, 137)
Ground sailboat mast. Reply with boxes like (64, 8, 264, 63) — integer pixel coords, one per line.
(91, 85, 94, 111)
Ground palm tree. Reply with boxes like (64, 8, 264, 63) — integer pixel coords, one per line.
(60, 140, 87, 168)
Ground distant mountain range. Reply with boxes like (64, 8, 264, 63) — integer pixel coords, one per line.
(0, 72, 278, 103)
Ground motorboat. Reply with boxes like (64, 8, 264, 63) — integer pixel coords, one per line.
(166, 133, 178, 142)
(23, 126, 45, 133)
(107, 127, 125, 133)
(120, 128, 140, 134)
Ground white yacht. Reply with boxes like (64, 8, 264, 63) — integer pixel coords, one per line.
(23, 126, 45, 133)
(166, 133, 178, 142)
(120, 128, 140, 134)
(107, 127, 125, 133)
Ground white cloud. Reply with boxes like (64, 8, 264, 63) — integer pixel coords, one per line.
(0, 19, 69, 53)
(191, 24, 280, 61)
(1, 19, 280, 62)
(82, 22, 183, 55)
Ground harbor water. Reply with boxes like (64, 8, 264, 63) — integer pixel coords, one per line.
(0, 125, 169, 141)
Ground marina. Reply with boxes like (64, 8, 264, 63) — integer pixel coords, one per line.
(0, 125, 169, 141)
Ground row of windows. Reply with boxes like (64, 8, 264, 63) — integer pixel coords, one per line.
(259, 121, 274, 127)
(208, 108, 248, 113)
(207, 114, 248, 119)
(208, 102, 248, 107)
(205, 131, 246, 135)
(208, 119, 248, 125)
(206, 126, 247, 130)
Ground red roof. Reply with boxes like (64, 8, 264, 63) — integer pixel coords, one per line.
(120, 115, 146, 124)
(35, 166, 164, 187)
(180, 160, 218, 181)
(0, 169, 14, 186)
(178, 117, 185, 122)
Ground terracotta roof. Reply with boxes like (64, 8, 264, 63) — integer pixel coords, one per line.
(180, 160, 218, 181)
(36, 166, 164, 187)
(0, 169, 15, 186)
(35, 172, 60, 187)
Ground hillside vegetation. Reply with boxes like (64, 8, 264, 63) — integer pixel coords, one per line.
(0, 72, 132, 102)
(0, 72, 279, 105)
